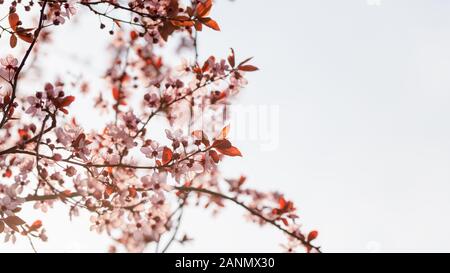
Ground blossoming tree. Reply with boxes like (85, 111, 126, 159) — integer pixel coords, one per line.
(0, 0, 320, 252)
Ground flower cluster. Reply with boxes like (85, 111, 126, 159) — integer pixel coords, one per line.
(0, 0, 319, 253)
(47, 0, 77, 25)
(25, 82, 75, 117)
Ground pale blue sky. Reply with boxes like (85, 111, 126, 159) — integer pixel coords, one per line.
(193, 0, 450, 252)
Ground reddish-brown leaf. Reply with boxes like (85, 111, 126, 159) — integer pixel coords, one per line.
(4, 216, 26, 230)
(170, 17, 195, 27)
(0, 221, 4, 233)
(217, 125, 230, 140)
(105, 186, 115, 196)
(158, 22, 176, 41)
(307, 230, 319, 242)
(128, 187, 137, 198)
(4, 169, 12, 178)
(209, 150, 220, 163)
(279, 197, 286, 209)
(202, 56, 215, 72)
(162, 147, 173, 165)
(196, 0, 213, 17)
(228, 48, 235, 67)
(217, 146, 242, 157)
(59, 96, 75, 107)
(8, 13, 19, 31)
(194, 21, 203, 31)
(112, 86, 120, 101)
(17, 32, 34, 43)
(130, 30, 138, 41)
(212, 139, 232, 150)
(62, 190, 73, 197)
(200, 17, 220, 31)
(30, 220, 42, 231)
(9, 34, 17, 48)
(18, 129, 29, 139)
(238, 65, 259, 72)
(73, 133, 86, 149)
(167, 0, 179, 17)
(238, 57, 253, 67)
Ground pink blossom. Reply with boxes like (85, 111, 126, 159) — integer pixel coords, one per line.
(63, 0, 77, 19)
(0, 55, 18, 81)
(4, 229, 17, 244)
(120, 111, 139, 131)
(90, 211, 122, 235)
(140, 172, 171, 192)
(165, 129, 188, 148)
(175, 59, 192, 77)
(184, 155, 204, 174)
(140, 141, 163, 159)
(33, 200, 53, 213)
(25, 96, 43, 117)
(143, 90, 160, 108)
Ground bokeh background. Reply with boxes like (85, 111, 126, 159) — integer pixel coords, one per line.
(2, 0, 450, 252)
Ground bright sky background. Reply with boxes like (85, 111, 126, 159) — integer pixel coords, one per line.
(2, 0, 450, 253)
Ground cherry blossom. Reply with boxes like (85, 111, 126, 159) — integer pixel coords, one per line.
(0, 0, 319, 254)
(0, 55, 18, 81)
(140, 141, 163, 159)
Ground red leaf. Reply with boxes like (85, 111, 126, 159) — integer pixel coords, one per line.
(30, 220, 42, 231)
(209, 150, 220, 163)
(228, 48, 235, 67)
(16, 28, 34, 43)
(4, 169, 12, 178)
(196, 0, 212, 17)
(4, 216, 25, 232)
(159, 21, 176, 41)
(200, 17, 220, 31)
(307, 230, 319, 242)
(18, 129, 29, 138)
(217, 146, 242, 157)
(238, 57, 254, 67)
(162, 147, 173, 165)
(128, 187, 137, 198)
(112, 86, 120, 101)
(238, 65, 259, 72)
(279, 197, 286, 209)
(202, 56, 215, 72)
(217, 125, 230, 140)
(281, 218, 289, 226)
(105, 186, 115, 196)
(73, 133, 86, 149)
(194, 21, 203, 31)
(17, 33, 33, 43)
(213, 139, 242, 157)
(59, 96, 75, 107)
(0, 221, 4, 233)
(8, 13, 19, 31)
(9, 34, 17, 48)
